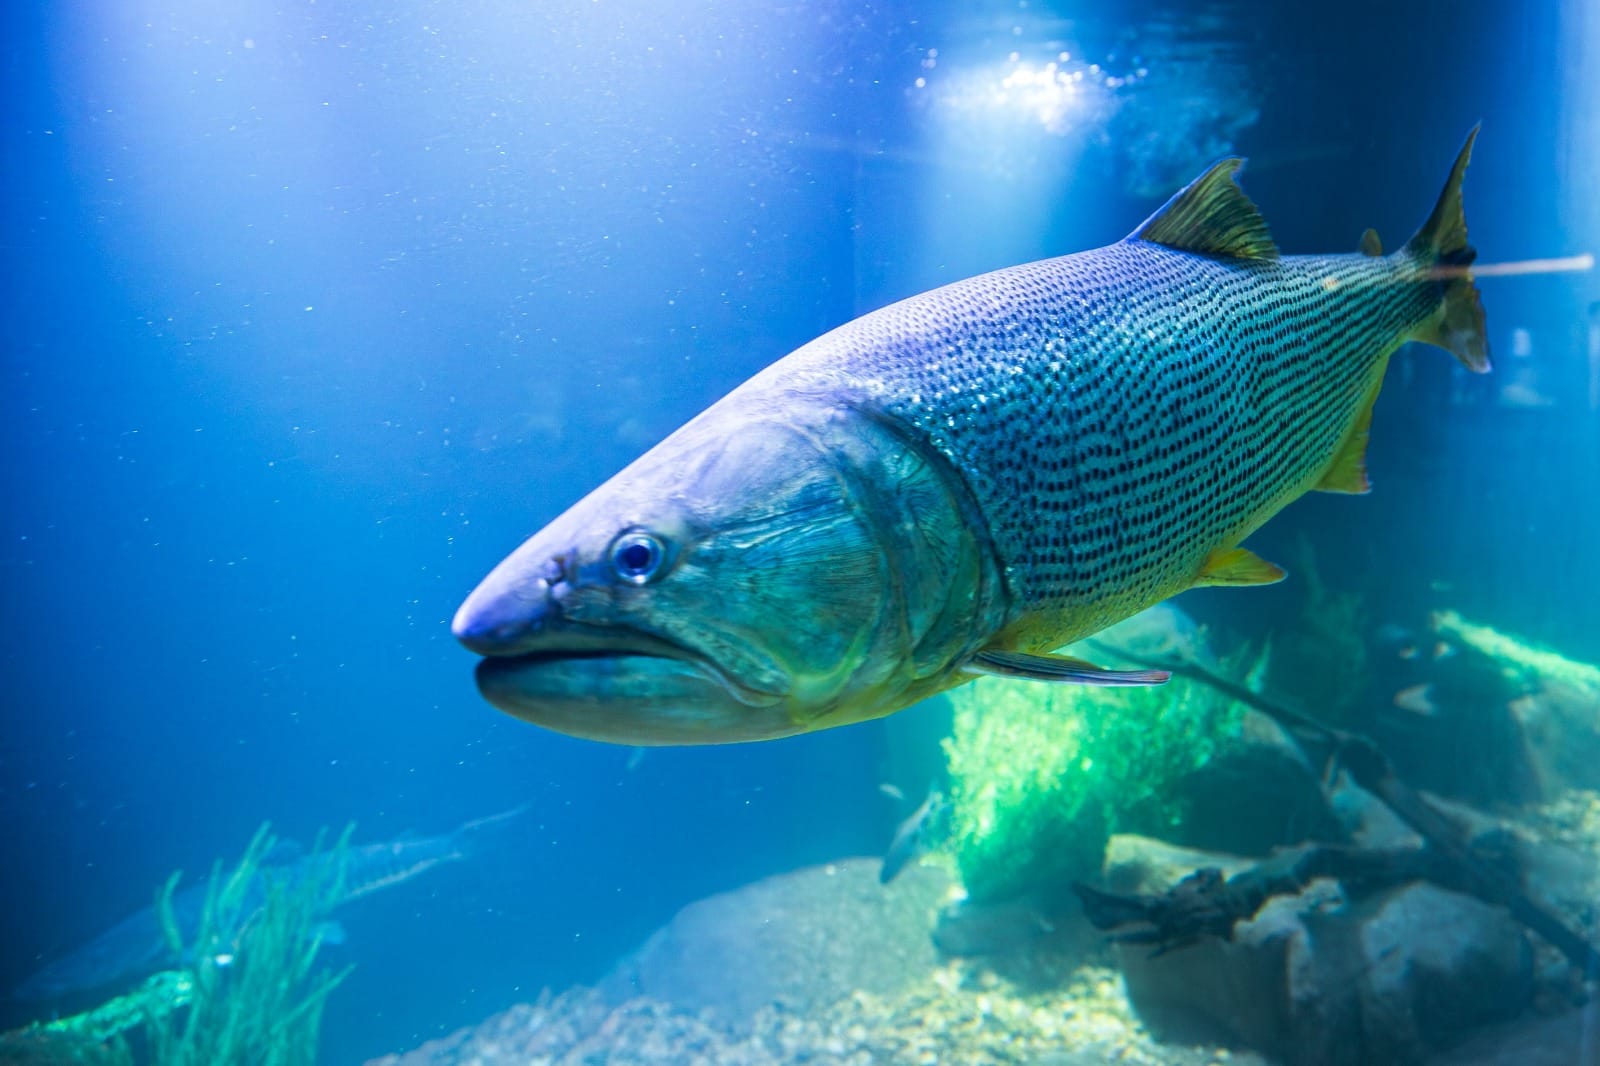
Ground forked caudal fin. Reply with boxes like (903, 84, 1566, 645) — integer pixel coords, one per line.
(1403, 125, 1490, 374)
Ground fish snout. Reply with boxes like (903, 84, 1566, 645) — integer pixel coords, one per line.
(451, 573, 552, 656)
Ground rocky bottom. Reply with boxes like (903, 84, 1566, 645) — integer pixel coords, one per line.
(367, 961, 1258, 1066)
(363, 754, 1600, 1066)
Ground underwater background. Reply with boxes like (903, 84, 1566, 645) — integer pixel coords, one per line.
(3, 0, 1597, 1063)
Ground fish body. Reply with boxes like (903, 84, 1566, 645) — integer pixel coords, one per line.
(880, 785, 949, 884)
(13, 808, 524, 1002)
(329, 805, 525, 903)
(454, 131, 1487, 745)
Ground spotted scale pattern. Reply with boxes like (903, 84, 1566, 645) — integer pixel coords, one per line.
(773, 238, 1443, 650)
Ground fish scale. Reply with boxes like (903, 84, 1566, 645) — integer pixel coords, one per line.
(772, 197, 1457, 650)
(452, 131, 1487, 745)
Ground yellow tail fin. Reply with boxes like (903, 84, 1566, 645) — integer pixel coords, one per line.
(1404, 126, 1490, 374)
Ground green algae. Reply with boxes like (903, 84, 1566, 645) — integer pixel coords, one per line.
(942, 656, 1248, 904)
(3, 825, 354, 1066)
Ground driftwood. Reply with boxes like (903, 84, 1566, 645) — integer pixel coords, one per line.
(1081, 644, 1600, 977)
(1076, 843, 1447, 954)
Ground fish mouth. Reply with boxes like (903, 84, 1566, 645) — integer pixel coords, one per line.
(470, 631, 789, 746)
(473, 628, 701, 666)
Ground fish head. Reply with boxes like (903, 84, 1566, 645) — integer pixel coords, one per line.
(453, 394, 998, 745)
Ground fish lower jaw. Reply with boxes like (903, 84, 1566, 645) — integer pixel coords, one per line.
(471, 649, 791, 746)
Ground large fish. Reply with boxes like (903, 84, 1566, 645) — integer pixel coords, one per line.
(453, 131, 1487, 745)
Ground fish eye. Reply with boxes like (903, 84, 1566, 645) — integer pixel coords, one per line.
(609, 530, 668, 585)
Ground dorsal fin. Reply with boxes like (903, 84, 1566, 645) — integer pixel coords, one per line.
(1128, 158, 1279, 261)
(1359, 228, 1384, 256)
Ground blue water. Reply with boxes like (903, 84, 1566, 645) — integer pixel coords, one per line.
(3, 0, 1596, 1061)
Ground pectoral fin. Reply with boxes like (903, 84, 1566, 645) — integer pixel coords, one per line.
(1195, 546, 1286, 587)
(966, 650, 1170, 686)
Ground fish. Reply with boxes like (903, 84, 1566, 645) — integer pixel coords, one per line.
(453, 129, 1488, 746)
(879, 783, 949, 884)
(1393, 682, 1440, 717)
(13, 806, 525, 1003)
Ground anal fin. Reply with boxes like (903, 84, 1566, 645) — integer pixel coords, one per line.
(1316, 379, 1382, 494)
(1195, 546, 1286, 588)
(965, 650, 1169, 686)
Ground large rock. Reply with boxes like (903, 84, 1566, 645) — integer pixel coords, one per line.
(1115, 877, 1342, 1057)
(1434, 1004, 1600, 1065)
(599, 858, 951, 1029)
(1162, 708, 1347, 857)
(1103, 833, 1254, 896)
(1428, 610, 1600, 799)
(931, 891, 1079, 958)
(1354, 883, 1534, 1061)
(1106, 836, 1534, 1064)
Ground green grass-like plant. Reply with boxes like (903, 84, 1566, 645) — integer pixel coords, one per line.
(943, 666, 1245, 904)
(144, 824, 354, 1066)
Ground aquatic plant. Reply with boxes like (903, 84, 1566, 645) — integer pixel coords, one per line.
(144, 824, 354, 1066)
(942, 662, 1246, 904)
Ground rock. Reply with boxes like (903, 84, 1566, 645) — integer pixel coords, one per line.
(931, 892, 1073, 958)
(373, 958, 1249, 1066)
(1102, 833, 1254, 896)
(1326, 773, 1417, 850)
(1163, 708, 1348, 857)
(1514, 679, 1600, 797)
(1432, 1003, 1600, 1065)
(928, 836, 1256, 980)
(598, 858, 951, 1029)
(1369, 632, 1546, 807)
(1116, 877, 1343, 1057)
(929, 888, 1106, 991)
(1107, 837, 1534, 1065)
(1354, 883, 1534, 1061)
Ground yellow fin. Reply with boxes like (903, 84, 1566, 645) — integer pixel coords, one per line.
(1195, 546, 1286, 588)
(1128, 158, 1280, 261)
(1403, 126, 1489, 373)
(1317, 379, 1382, 494)
(1359, 228, 1383, 256)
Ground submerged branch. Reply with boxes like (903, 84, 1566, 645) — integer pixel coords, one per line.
(1084, 640, 1600, 977)
(1075, 843, 1448, 954)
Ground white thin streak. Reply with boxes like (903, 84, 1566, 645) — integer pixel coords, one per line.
(1428, 253, 1595, 280)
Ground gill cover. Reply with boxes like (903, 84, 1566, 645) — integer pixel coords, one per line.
(454, 395, 999, 744)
